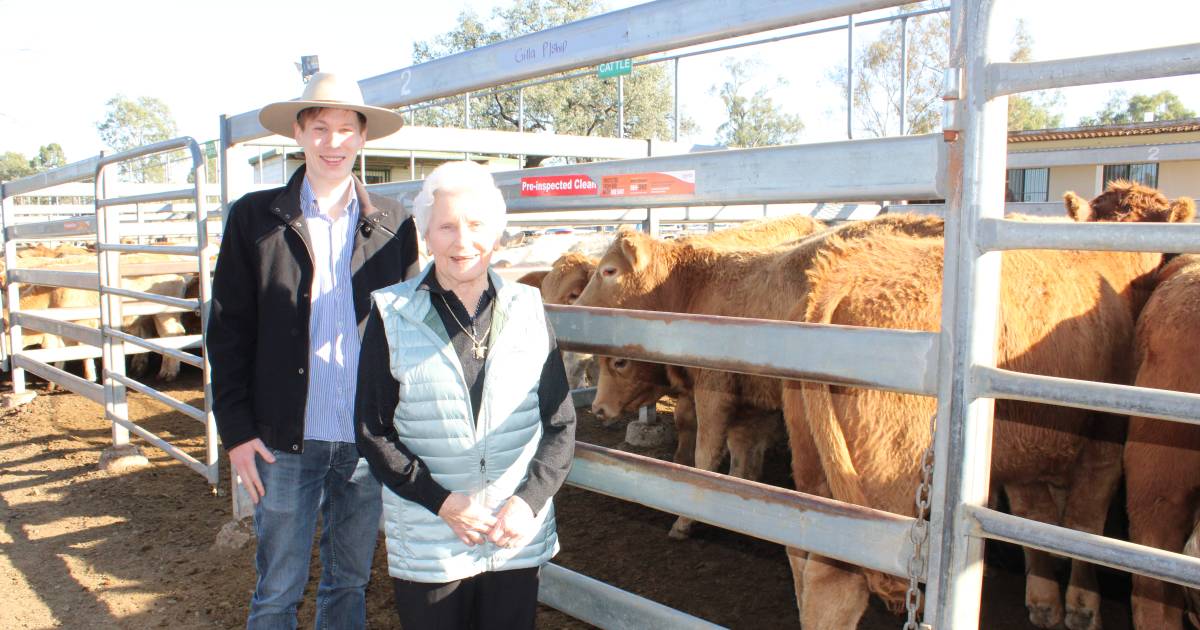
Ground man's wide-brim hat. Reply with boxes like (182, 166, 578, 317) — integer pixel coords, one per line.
(258, 72, 404, 141)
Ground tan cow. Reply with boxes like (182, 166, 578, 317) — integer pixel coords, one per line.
(576, 214, 942, 545)
(792, 182, 1193, 629)
(1123, 253, 1200, 630)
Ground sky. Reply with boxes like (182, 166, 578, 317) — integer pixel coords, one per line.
(2, 0, 1198, 164)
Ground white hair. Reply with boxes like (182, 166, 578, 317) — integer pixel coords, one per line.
(411, 160, 507, 238)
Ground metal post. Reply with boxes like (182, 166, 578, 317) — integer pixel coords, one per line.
(192, 149, 219, 489)
(900, 16, 909, 136)
(924, 1, 1008, 627)
(96, 163, 131, 449)
(846, 14, 855, 139)
(410, 151, 416, 181)
(464, 92, 472, 129)
(518, 87, 525, 132)
(218, 115, 231, 226)
(279, 147, 286, 184)
(617, 76, 625, 139)
(642, 208, 659, 237)
(673, 58, 681, 142)
(2, 193, 22, 391)
(359, 151, 367, 183)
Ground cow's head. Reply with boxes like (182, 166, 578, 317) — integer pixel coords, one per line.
(576, 228, 671, 310)
(1064, 180, 1196, 224)
(541, 252, 596, 305)
(590, 356, 673, 422)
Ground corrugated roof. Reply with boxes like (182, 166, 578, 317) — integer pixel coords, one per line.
(1009, 118, 1200, 143)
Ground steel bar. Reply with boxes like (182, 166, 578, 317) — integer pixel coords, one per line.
(12, 354, 104, 404)
(227, 0, 913, 143)
(974, 365, 1200, 426)
(108, 371, 205, 422)
(8, 268, 99, 291)
(103, 327, 204, 369)
(97, 243, 201, 256)
(969, 505, 1200, 591)
(547, 305, 939, 396)
(107, 411, 210, 477)
(978, 218, 1200, 254)
(570, 387, 597, 409)
(0, 157, 102, 198)
(19, 335, 200, 363)
(100, 287, 198, 311)
(23, 302, 190, 322)
(5, 216, 96, 240)
(12, 312, 102, 347)
(569, 443, 916, 578)
(372, 134, 944, 211)
(96, 188, 195, 208)
(96, 137, 201, 170)
(538, 563, 724, 630)
(989, 42, 1200, 97)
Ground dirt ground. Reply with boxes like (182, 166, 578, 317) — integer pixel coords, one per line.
(0, 367, 1140, 629)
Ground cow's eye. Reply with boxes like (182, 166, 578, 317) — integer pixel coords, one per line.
(601, 266, 617, 277)
(612, 359, 628, 369)
(567, 291, 580, 302)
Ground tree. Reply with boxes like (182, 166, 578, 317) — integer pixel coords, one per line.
(95, 95, 178, 182)
(0, 151, 34, 182)
(1080, 90, 1196, 126)
(30, 143, 67, 172)
(410, 0, 694, 165)
(711, 59, 803, 147)
(829, 2, 948, 137)
(1006, 20, 1063, 131)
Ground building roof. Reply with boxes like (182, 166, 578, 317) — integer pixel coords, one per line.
(1009, 118, 1200, 143)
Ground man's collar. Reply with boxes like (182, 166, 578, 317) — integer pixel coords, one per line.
(300, 175, 358, 219)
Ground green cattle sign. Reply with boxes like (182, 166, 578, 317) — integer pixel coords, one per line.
(597, 59, 633, 78)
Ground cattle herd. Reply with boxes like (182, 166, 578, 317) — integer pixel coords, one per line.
(522, 180, 1198, 630)
(5, 180, 1198, 628)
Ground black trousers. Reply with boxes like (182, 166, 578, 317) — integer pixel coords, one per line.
(392, 566, 540, 630)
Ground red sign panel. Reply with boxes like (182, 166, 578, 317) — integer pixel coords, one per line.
(600, 170, 695, 197)
(519, 174, 599, 197)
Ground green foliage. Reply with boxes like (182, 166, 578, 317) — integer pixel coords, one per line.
(410, 0, 694, 164)
(829, 2, 948, 137)
(31, 143, 67, 171)
(96, 95, 178, 182)
(1006, 20, 1063, 131)
(0, 151, 34, 182)
(1080, 90, 1196, 126)
(712, 59, 803, 147)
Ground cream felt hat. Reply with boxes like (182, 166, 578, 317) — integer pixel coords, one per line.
(258, 72, 404, 141)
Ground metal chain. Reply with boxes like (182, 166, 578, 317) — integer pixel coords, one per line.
(903, 412, 938, 630)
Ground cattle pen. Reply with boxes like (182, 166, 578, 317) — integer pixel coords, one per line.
(3, 0, 1200, 628)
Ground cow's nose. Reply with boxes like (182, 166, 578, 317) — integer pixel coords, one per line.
(591, 402, 614, 419)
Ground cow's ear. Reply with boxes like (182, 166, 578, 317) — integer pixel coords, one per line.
(1063, 191, 1092, 222)
(619, 232, 653, 271)
(1170, 197, 1196, 224)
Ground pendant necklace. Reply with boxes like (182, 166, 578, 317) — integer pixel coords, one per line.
(440, 293, 493, 359)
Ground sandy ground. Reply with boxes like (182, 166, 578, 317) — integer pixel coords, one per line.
(0, 366, 1139, 629)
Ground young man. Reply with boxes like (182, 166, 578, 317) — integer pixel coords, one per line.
(208, 72, 417, 629)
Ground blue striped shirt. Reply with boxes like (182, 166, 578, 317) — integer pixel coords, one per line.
(300, 177, 360, 443)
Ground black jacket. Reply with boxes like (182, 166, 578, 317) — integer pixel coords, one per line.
(208, 165, 419, 454)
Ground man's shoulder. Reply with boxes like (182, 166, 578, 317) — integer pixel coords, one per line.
(366, 192, 410, 223)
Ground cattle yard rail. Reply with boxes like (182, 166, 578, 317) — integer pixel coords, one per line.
(0, 137, 218, 487)
(3, 0, 1198, 627)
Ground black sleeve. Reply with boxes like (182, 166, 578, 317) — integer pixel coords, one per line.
(207, 200, 260, 451)
(354, 307, 452, 515)
(513, 317, 577, 513)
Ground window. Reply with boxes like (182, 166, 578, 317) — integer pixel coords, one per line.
(1005, 167, 1049, 202)
(352, 166, 391, 185)
(1103, 163, 1158, 188)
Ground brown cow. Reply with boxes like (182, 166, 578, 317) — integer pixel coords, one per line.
(792, 182, 1193, 628)
(576, 214, 942, 545)
(515, 269, 548, 289)
(1124, 253, 1200, 630)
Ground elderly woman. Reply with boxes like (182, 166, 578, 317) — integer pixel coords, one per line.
(355, 159, 576, 629)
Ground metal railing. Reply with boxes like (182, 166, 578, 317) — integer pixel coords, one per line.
(0, 137, 218, 488)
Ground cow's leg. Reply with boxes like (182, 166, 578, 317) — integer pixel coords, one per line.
(1126, 437, 1192, 630)
(151, 313, 186, 381)
(41, 334, 65, 392)
(125, 318, 151, 379)
(672, 393, 697, 466)
(668, 385, 732, 540)
(786, 547, 808, 620)
(1061, 430, 1124, 630)
(1006, 481, 1065, 629)
(800, 554, 869, 630)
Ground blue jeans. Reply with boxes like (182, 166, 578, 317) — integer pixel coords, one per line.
(248, 440, 382, 630)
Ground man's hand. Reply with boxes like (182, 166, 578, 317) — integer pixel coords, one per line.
(486, 496, 535, 549)
(438, 493, 498, 546)
(229, 438, 276, 504)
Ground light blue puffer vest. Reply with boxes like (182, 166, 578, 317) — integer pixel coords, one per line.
(371, 267, 559, 583)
